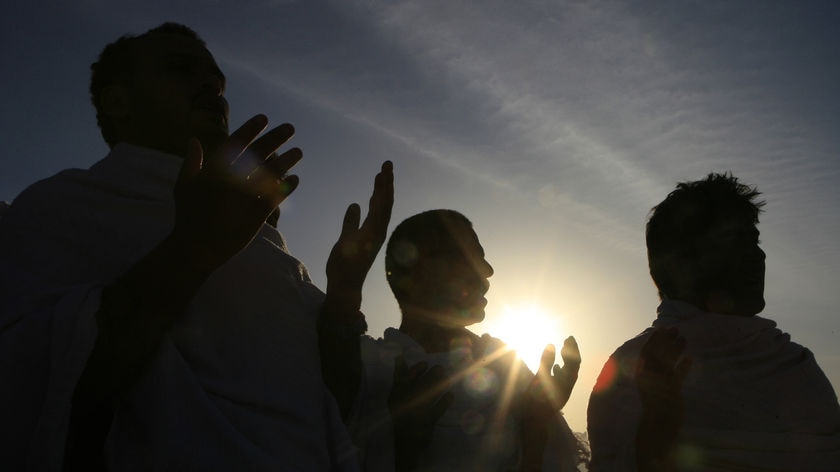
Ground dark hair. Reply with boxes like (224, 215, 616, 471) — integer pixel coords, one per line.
(89, 23, 205, 146)
(646, 172, 765, 299)
(385, 209, 473, 301)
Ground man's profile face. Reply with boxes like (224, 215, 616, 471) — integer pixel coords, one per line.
(411, 223, 494, 327)
(698, 217, 766, 316)
(123, 32, 229, 156)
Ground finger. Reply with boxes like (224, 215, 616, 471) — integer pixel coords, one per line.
(177, 138, 204, 183)
(245, 122, 296, 162)
(263, 147, 303, 177)
(553, 362, 577, 379)
(230, 123, 296, 178)
(538, 344, 556, 377)
(338, 203, 362, 240)
(274, 175, 300, 204)
(554, 362, 579, 389)
(561, 336, 582, 367)
(245, 147, 302, 197)
(214, 114, 270, 168)
(241, 170, 300, 209)
(366, 161, 394, 225)
(357, 162, 394, 247)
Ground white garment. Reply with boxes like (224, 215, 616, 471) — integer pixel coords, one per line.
(587, 299, 840, 471)
(350, 328, 579, 472)
(0, 144, 357, 471)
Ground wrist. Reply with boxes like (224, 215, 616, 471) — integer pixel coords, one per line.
(118, 233, 214, 314)
(318, 304, 367, 339)
(323, 284, 363, 318)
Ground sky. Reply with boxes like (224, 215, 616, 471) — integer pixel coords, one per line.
(2, 0, 839, 433)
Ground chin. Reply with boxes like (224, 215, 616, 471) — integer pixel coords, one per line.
(733, 297, 765, 316)
(460, 307, 486, 326)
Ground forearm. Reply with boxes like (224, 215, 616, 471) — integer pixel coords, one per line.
(318, 286, 366, 420)
(65, 234, 215, 466)
(74, 232, 215, 416)
(83, 234, 213, 395)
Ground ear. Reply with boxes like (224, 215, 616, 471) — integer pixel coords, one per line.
(653, 252, 700, 301)
(100, 84, 131, 120)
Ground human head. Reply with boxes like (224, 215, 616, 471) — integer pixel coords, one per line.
(90, 23, 228, 154)
(646, 172, 766, 316)
(385, 210, 494, 327)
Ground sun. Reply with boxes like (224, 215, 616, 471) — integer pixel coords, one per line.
(483, 303, 564, 372)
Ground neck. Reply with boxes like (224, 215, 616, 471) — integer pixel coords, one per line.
(399, 314, 477, 353)
(666, 293, 755, 317)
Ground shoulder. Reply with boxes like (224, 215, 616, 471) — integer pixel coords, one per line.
(0, 168, 95, 245)
(479, 333, 508, 352)
(589, 328, 653, 411)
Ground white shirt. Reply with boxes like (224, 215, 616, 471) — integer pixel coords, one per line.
(0, 144, 356, 471)
(587, 299, 840, 471)
(351, 328, 579, 472)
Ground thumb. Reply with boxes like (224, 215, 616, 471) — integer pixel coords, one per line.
(178, 138, 204, 182)
(538, 344, 556, 377)
(340, 203, 361, 238)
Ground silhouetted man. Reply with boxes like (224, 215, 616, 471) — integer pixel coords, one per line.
(587, 173, 840, 471)
(0, 23, 392, 470)
(349, 209, 582, 471)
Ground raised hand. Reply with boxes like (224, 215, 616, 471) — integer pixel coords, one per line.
(318, 161, 394, 418)
(172, 114, 302, 272)
(326, 161, 394, 295)
(388, 357, 453, 472)
(635, 327, 692, 472)
(527, 336, 581, 413)
(519, 337, 581, 469)
(556, 336, 581, 405)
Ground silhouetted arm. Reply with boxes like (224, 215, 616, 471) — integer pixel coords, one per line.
(320, 161, 393, 419)
(64, 236, 215, 470)
(64, 115, 302, 468)
(635, 327, 691, 472)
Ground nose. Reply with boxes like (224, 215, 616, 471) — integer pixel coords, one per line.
(481, 259, 494, 278)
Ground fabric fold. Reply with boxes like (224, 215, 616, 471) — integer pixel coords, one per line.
(0, 144, 357, 471)
(588, 299, 840, 471)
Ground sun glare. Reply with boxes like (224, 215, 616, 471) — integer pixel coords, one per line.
(483, 304, 564, 373)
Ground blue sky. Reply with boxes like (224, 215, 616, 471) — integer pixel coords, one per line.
(3, 0, 839, 432)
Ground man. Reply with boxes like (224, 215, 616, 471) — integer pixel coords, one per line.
(587, 173, 840, 471)
(349, 209, 583, 471)
(0, 23, 393, 470)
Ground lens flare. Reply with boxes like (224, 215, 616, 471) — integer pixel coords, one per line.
(592, 356, 618, 393)
(463, 367, 500, 399)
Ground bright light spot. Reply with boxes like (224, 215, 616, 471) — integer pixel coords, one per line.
(483, 303, 564, 372)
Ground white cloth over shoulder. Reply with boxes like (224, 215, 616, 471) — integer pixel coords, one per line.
(0, 144, 357, 471)
(587, 299, 840, 472)
(350, 328, 579, 472)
